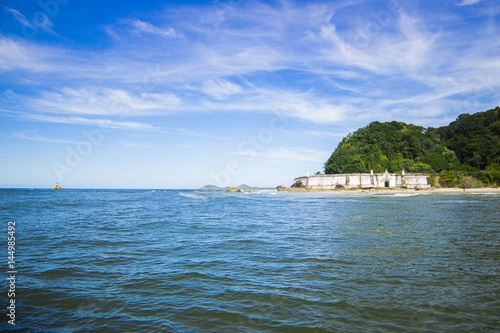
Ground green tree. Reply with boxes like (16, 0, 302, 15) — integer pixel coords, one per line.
(422, 153, 448, 172)
(324, 107, 500, 181)
(409, 162, 434, 173)
(439, 170, 458, 187)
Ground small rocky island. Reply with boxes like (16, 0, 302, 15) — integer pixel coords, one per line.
(201, 184, 266, 192)
(52, 182, 66, 190)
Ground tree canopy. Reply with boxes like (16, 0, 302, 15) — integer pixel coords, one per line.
(324, 107, 500, 184)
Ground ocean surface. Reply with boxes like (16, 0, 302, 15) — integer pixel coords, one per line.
(1, 189, 499, 332)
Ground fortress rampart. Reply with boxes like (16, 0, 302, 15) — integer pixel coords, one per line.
(293, 170, 430, 190)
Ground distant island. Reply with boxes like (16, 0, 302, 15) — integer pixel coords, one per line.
(52, 182, 66, 190)
(200, 184, 269, 190)
(200, 184, 221, 190)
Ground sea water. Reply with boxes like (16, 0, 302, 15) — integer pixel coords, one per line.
(0, 189, 499, 332)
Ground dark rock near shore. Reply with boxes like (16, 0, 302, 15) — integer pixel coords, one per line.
(225, 187, 241, 192)
(276, 185, 287, 191)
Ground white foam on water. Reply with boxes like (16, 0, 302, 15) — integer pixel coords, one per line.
(179, 192, 209, 199)
(369, 192, 426, 197)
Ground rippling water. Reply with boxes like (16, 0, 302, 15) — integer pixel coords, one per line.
(1, 189, 499, 332)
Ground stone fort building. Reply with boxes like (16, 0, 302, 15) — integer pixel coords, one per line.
(293, 170, 430, 190)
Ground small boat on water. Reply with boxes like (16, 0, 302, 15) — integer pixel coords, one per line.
(52, 182, 66, 190)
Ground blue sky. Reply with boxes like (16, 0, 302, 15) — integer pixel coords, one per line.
(1, 0, 499, 189)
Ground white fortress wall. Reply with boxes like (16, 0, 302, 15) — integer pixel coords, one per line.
(349, 175, 361, 187)
(405, 174, 430, 188)
(306, 175, 347, 189)
(294, 176, 309, 186)
(293, 172, 431, 189)
(360, 175, 372, 187)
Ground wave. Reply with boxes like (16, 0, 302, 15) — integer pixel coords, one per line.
(242, 190, 277, 195)
(370, 193, 423, 197)
(179, 192, 210, 199)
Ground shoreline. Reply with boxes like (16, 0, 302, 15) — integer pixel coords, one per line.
(280, 187, 500, 194)
(428, 187, 500, 194)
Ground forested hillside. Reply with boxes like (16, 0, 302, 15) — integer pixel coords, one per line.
(324, 107, 500, 186)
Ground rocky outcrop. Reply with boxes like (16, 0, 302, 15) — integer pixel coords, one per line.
(52, 182, 66, 190)
(291, 180, 305, 188)
(276, 185, 287, 191)
(225, 187, 241, 192)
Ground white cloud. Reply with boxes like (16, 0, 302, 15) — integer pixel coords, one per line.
(13, 131, 80, 144)
(173, 128, 228, 141)
(0, 37, 53, 71)
(237, 147, 331, 163)
(121, 141, 161, 149)
(318, 11, 440, 76)
(303, 130, 348, 138)
(25, 114, 157, 131)
(4, 6, 55, 34)
(457, 0, 482, 6)
(28, 88, 180, 116)
(201, 79, 242, 99)
(4, 7, 32, 27)
(129, 19, 182, 38)
(1, 0, 499, 128)
(393, 14, 437, 72)
(218, 88, 352, 124)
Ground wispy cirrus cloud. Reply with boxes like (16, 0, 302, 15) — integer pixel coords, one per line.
(457, 0, 482, 6)
(173, 128, 228, 141)
(28, 88, 181, 116)
(201, 79, 242, 100)
(1, 0, 499, 128)
(237, 147, 331, 163)
(128, 19, 183, 38)
(3, 6, 56, 35)
(3, 7, 32, 27)
(303, 130, 348, 138)
(120, 141, 162, 149)
(13, 131, 80, 144)
(25, 114, 157, 131)
(0, 36, 55, 71)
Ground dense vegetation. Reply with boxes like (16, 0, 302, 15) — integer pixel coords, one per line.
(324, 107, 500, 186)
